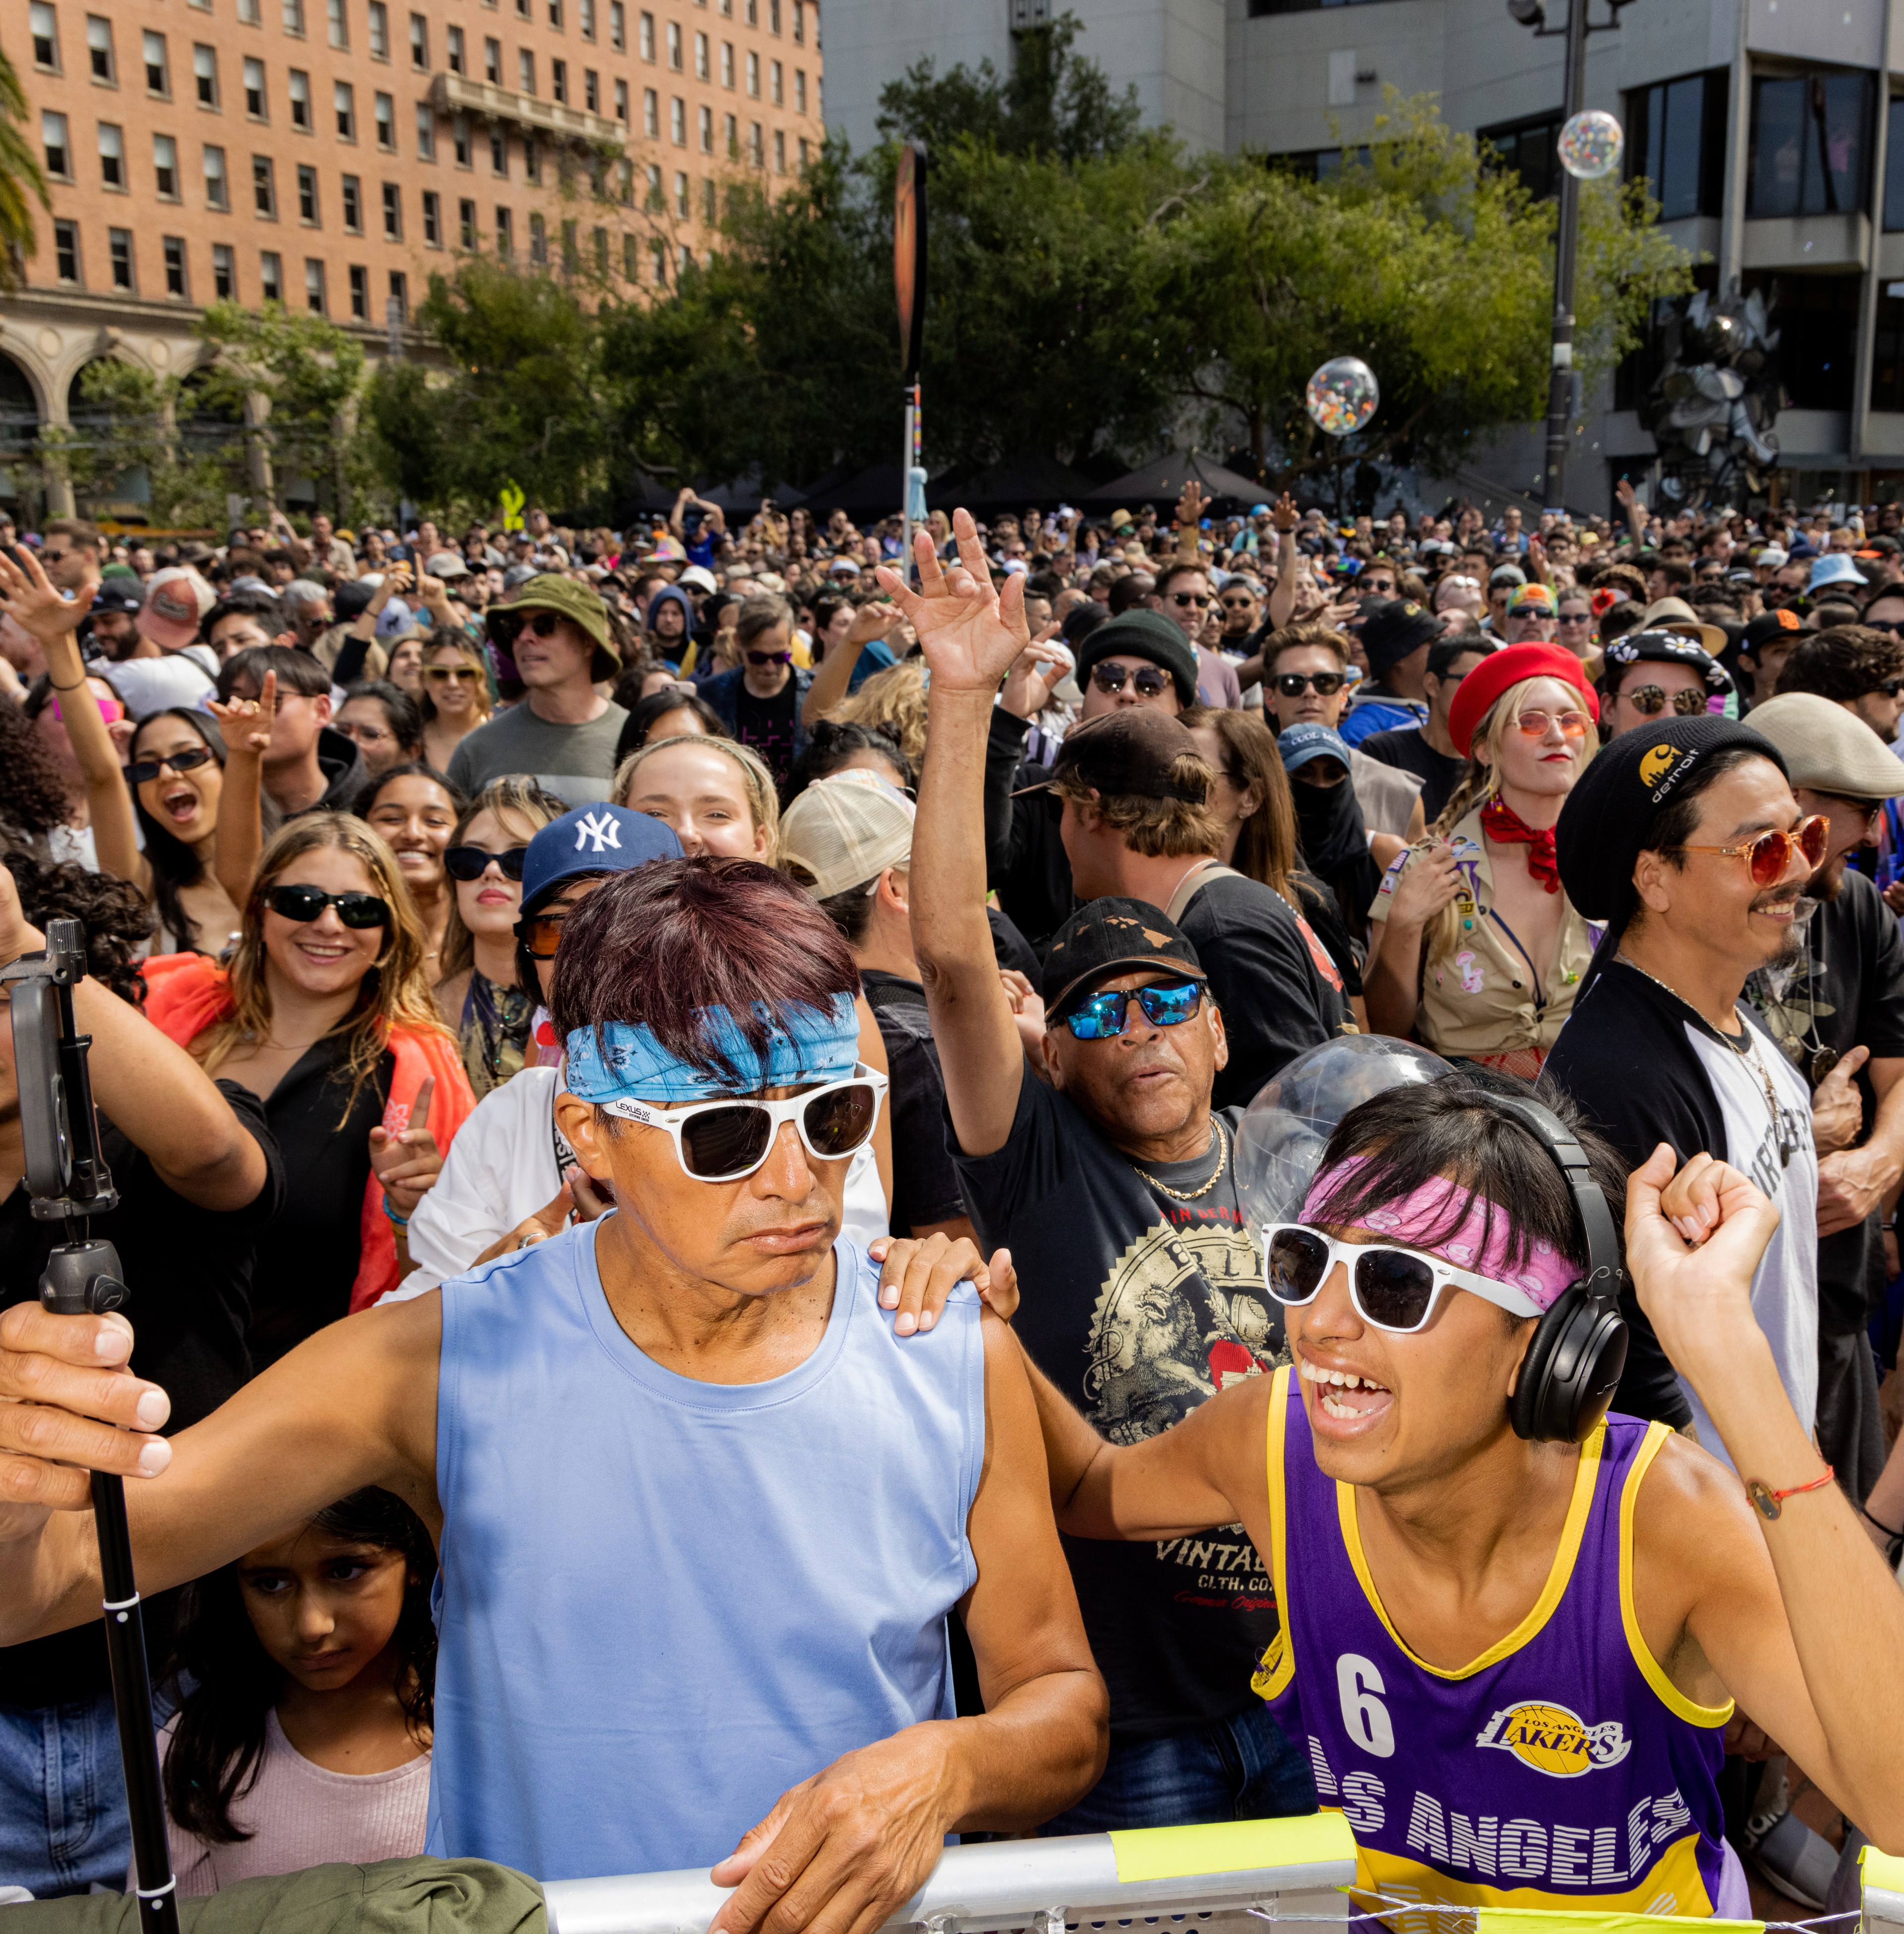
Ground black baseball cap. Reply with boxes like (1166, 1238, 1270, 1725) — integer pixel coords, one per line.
(90, 580, 144, 618)
(1356, 598, 1440, 676)
(1042, 897, 1208, 1021)
(1740, 607, 1803, 657)
(1015, 709, 1211, 803)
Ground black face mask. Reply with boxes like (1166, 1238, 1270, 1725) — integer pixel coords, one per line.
(1290, 765, 1382, 916)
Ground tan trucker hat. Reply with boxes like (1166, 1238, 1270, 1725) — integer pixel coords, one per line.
(779, 772, 915, 901)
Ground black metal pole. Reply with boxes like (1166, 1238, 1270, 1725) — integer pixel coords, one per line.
(1541, 0, 1591, 517)
(8, 930, 177, 1933)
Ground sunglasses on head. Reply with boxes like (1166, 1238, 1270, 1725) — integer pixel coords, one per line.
(598, 1066, 889, 1182)
(446, 843, 528, 882)
(1059, 978, 1203, 1041)
(424, 664, 483, 683)
(1275, 670, 1347, 698)
(1669, 812, 1829, 888)
(1513, 707, 1592, 739)
(126, 743, 217, 786)
(1089, 662, 1170, 699)
(1263, 1223, 1544, 1335)
(266, 883, 392, 928)
(1624, 684, 1708, 718)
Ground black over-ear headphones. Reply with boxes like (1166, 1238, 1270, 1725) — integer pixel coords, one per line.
(1484, 1094, 1629, 1445)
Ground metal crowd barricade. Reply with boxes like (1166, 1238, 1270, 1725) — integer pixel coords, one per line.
(543, 1816, 1358, 1934)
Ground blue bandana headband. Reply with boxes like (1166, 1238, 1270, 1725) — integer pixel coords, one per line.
(564, 992, 860, 1103)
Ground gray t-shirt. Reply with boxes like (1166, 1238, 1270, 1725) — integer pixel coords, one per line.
(445, 699, 628, 805)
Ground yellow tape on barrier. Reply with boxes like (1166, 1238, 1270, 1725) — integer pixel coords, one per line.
(1866, 1845, 1904, 1894)
(1468, 1913, 1760, 1934)
(1108, 1813, 1359, 1883)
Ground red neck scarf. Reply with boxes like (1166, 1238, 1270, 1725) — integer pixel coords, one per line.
(1481, 797, 1562, 895)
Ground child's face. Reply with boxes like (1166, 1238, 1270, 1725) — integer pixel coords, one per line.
(238, 1526, 413, 1694)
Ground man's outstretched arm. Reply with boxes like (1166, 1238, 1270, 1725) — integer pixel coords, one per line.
(886, 512, 1035, 1160)
(707, 1314, 1107, 1934)
(0, 1292, 442, 1647)
(1630, 1147, 1904, 1849)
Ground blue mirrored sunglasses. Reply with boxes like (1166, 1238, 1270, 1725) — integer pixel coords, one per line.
(1061, 979, 1204, 1041)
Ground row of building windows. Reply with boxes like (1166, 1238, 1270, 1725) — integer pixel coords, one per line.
(29, 0, 809, 79)
(48, 215, 696, 307)
(41, 106, 808, 196)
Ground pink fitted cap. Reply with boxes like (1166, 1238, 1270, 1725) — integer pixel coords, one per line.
(136, 567, 216, 651)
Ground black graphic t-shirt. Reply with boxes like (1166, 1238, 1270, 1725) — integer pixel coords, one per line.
(952, 1071, 1284, 1742)
(734, 677, 800, 785)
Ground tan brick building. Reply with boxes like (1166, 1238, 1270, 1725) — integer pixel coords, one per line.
(0, 0, 823, 514)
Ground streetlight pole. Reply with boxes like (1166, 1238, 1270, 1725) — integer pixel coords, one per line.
(1540, 0, 1590, 518)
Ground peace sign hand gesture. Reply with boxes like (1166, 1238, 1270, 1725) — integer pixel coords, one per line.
(873, 507, 1029, 698)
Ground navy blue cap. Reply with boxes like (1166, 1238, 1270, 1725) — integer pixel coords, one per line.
(520, 804, 682, 913)
(90, 580, 144, 617)
(1278, 723, 1352, 773)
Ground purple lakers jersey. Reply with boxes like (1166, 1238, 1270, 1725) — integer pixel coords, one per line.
(1251, 1369, 1746, 1917)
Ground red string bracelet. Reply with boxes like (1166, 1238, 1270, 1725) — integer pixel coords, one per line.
(1745, 1467, 1835, 1520)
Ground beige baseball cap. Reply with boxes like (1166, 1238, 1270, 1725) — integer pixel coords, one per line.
(1745, 691, 1904, 800)
(780, 773, 915, 900)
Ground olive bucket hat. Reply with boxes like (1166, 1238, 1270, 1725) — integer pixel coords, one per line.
(485, 572, 619, 682)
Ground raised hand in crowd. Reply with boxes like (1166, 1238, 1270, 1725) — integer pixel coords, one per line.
(208, 666, 276, 908)
(369, 1074, 443, 1220)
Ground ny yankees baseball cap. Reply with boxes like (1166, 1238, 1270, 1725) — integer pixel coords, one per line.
(520, 803, 683, 915)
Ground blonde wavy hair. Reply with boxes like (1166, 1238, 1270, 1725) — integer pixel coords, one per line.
(612, 732, 782, 862)
(193, 812, 449, 1109)
(1424, 674, 1597, 965)
(825, 659, 927, 772)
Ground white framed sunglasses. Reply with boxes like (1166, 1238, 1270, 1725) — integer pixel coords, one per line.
(597, 1064, 889, 1182)
(1261, 1222, 1545, 1334)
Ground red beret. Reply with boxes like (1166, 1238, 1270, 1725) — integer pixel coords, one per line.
(1448, 643, 1599, 759)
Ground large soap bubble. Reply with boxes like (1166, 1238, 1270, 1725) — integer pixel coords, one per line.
(1557, 109, 1623, 181)
(1234, 1035, 1454, 1238)
(1305, 357, 1380, 437)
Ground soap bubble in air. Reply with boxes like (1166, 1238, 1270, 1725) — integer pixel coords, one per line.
(1305, 357, 1380, 437)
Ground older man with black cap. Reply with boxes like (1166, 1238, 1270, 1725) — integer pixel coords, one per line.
(1598, 629, 1731, 739)
(983, 608, 1201, 947)
(902, 510, 1317, 1834)
(1737, 693, 1904, 1506)
(1338, 598, 1438, 746)
(1542, 718, 1820, 1455)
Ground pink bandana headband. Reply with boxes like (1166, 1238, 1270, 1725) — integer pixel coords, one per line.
(1299, 1157, 1580, 1311)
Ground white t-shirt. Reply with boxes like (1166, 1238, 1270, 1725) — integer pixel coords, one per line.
(100, 646, 217, 720)
(1681, 1014, 1818, 1460)
(393, 1066, 891, 1297)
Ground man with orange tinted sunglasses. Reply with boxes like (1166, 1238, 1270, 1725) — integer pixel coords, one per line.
(1545, 718, 1821, 1471)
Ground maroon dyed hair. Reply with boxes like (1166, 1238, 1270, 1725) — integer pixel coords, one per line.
(549, 855, 860, 1085)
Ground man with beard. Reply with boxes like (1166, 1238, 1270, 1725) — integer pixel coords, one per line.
(1736, 695, 1904, 1504)
(1543, 720, 1819, 1457)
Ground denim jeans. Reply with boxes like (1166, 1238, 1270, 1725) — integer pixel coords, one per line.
(1039, 1699, 1317, 1834)
(0, 1692, 131, 1899)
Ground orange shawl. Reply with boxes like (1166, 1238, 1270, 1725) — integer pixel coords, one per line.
(140, 952, 476, 1312)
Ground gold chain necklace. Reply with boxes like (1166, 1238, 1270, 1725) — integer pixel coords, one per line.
(1131, 1118, 1229, 1202)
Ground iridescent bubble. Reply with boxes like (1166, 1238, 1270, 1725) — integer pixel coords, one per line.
(1305, 357, 1380, 437)
(1557, 109, 1623, 181)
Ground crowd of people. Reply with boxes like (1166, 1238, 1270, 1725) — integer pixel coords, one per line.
(1, 480, 1904, 1925)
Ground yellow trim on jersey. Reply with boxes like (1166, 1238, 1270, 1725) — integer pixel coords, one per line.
(1355, 1827, 1720, 1921)
(1250, 1367, 1296, 1702)
(1618, 1421, 1734, 1729)
(1335, 1419, 1605, 1680)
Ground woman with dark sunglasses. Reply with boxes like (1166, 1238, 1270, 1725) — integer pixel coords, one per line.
(418, 630, 494, 774)
(432, 775, 569, 1096)
(141, 813, 475, 1363)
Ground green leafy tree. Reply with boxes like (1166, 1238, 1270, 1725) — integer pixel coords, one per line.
(875, 11, 1143, 165)
(366, 257, 616, 512)
(1167, 95, 1693, 491)
(0, 47, 49, 289)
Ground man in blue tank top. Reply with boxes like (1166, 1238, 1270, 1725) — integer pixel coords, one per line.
(1007, 1075, 1904, 1910)
(0, 858, 1109, 1906)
